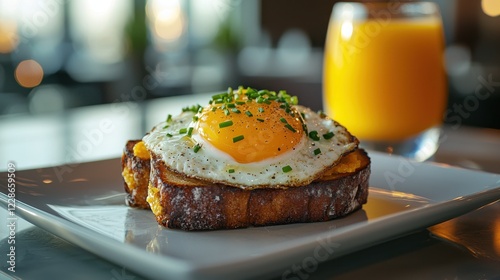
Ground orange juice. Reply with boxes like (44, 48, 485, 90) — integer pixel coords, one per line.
(323, 18, 446, 141)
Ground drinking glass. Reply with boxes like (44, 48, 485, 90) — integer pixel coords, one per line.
(323, 2, 446, 161)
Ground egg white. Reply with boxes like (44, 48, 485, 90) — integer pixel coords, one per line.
(143, 105, 358, 189)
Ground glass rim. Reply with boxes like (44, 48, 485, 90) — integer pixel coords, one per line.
(332, 2, 440, 20)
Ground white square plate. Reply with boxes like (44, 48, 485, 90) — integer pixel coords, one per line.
(1, 151, 499, 279)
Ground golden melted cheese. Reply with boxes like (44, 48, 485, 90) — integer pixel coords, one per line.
(133, 141, 151, 160)
(122, 167, 136, 190)
(147, 183, 163, 216)
(332, 151, 362, 173)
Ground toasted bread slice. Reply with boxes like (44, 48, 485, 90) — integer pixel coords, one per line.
(122, 140, 370, 230)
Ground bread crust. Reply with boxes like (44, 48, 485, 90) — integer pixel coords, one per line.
(149, 150, 370, 231)
(122, 140, 370, 230)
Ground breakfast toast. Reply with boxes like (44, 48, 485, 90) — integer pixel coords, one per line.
(122, 140, 370, 230)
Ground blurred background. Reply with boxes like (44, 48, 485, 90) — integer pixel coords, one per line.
(0, 0, 499, 170)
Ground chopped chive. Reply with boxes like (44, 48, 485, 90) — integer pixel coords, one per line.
(192, 116, 199, 121)
(166, 114, 172, 123)
(314, 148, 321, 155)
(245, 111, 253, 117)
(166, 133, 173, 137)
(182, 104, 202, 113)
(187, 127, 194, 137)
(256, 96, 266, 103)
(231, 108, 241, 114)
(308, 131, 320, 141)
(211, 107, 217, 112)
(236, 101, 246, 105)
(211, 93, 227, 100)
(193, 144, 201, 153)
(300, 112, 306, 119)
(227, 103, 236, 108)
(233, 135, 244, 143)
(257, 118, 265, 122)
(163, 125, 169, 129)
(246, 87, 258, 96)
(284, 124, 296, 132)
(224, 109, 230, 116)
(258, 90, 268, 96)
(290, 96, 298, 105)
(228, 169, 235, 173)
(282, 165, 292, 173)
(247, 89, 259, 99)
(280, 117, 287, 124)
(227, 87, 233, 94)
(323, 132, 335, 140)
(258, 107, 264, 113)
(219, 120, 234, 128)
(179, 128, 188, 134)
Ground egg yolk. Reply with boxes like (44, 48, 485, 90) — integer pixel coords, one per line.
(197, 101, 304, 163)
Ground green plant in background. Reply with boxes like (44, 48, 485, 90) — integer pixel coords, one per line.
(212, 7, 241, 52)
(125, 0, 147, 57)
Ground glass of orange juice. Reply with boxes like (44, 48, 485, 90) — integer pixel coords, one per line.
(323, 2, 446, 161)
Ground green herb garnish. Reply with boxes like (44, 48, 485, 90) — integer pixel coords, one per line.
(182, 104, 202, 113)
(284, 124, 296, 132)
(323, 132, 335, 140)
(308, 131, 320, 141)
(219, 120, 234, 128)
(233, 135, 244, 143)
(282, 165, 292, 173)
(314, 148, 321, 155)
(193, 144, 201, 153)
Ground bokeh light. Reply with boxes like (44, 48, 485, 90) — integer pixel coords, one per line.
(482, 0, 500, 17)
(15, 59, 44, 88)
(147, 0, 186, 45)
(0, 22, 18, 53)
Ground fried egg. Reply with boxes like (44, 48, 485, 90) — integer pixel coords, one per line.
(143, 88, 358, 189)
